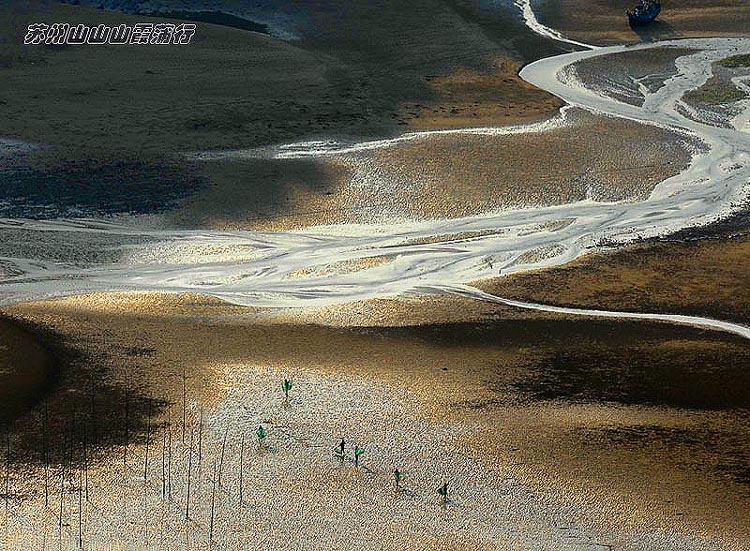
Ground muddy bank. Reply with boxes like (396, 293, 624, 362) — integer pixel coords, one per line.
(0, 317, 54, 427)
(479, 235, 750, 325)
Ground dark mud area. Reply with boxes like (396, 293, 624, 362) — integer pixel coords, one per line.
(382, 317, 750, 410)
(151, 11, 269, 34)
(0, 316, 165, 469)
(515, 337, 750, 410)
(0, 153, 205, 219)
(579, 420, 750, 486)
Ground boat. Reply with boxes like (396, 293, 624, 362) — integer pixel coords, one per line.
(627, 0, 662, 27)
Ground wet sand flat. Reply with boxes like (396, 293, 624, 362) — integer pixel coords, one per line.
(158, 108, 696, 230)
(573, 47, 698, 106)
(361, 109, 694, 220)
(0, 292, 749, 548)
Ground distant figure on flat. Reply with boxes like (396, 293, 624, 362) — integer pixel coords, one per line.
(353, 446, 365, 467)
(437, 481, 449, 505)
(394, 469, 405, 492)
(335, 438, 346, 464)
(627, 0, 661, 26)
(281, 378, 293, 404)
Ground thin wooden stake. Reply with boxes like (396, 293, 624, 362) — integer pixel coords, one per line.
(144, 398, 152, 481)
(218, 426, 228, 489)
(209, 459, 217, 545)
(77, 468, 82, 549)
(123, 391, 129, 466)
(198, 404, 203, 488)
(185, 428, 194, 521)
(58, 453, 65, 538)
(181, 367, 187, 442)
(167, 428, 173, 501)
(83, 433, 89, 502)
(5, 432, 10, 514)
(89, 373, 97, 444)
(161, 429, 167, 499)
(43, 401, 49, 507)
(238, 433, 245, 505)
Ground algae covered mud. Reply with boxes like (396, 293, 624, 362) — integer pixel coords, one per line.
(2, 33, 750, 339)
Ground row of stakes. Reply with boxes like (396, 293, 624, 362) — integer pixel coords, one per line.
(271, 378, 450, 505)
(11, 374, 447, 549)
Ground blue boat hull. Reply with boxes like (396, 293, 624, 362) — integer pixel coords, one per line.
(628, 3, 661, 26)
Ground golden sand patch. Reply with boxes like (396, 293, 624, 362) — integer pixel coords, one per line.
(37, 292, 253, 319)
(402, 58, 563, 129)
(480, 236, 750, 324)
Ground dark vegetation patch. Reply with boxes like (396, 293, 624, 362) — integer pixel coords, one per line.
(718, 54, 750, 68)
(683, 75, 746, 105)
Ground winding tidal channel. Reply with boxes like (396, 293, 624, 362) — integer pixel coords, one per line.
(2, 5, 750, 338)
